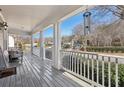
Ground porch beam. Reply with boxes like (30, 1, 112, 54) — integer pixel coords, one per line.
(8, 28, 30, 35)
(59, 5, 95, 22)
(53, 22, 61, 70)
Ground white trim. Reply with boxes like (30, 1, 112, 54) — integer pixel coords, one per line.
(32, 24, 54, 34)
(63, 67, 103, 87)
(44, 58, 53, 62)
(8, 28, 31, 35)
(59, 5, 95, 22)
(42, 24, 54, 32)
(63, 72, 91, 87)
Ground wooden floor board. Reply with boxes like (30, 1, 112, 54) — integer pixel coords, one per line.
(0, 53, 84, 87)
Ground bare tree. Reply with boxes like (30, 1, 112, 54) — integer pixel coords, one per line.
(71, 5, 124, 47)
(72, 23, 84, 36)
(95, 5, 124, 19)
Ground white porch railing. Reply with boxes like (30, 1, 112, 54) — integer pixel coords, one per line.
(60, 49, 124, 87)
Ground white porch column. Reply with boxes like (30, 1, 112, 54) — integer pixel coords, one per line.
(53, 22, 61, 70)
(3, 29, 8, 51)
(40, 30, 45, 60)
(31, 33, 33, 54)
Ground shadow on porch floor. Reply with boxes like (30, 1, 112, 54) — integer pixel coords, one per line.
(0, 53, 90, 87)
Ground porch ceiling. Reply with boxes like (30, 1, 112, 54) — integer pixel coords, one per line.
(0, 5, 82, 33)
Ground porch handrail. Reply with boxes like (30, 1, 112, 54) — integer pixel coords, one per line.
(60, 49, 124, 87)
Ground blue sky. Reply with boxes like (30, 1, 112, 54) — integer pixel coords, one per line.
(33, 6, 119, 39)
(60, 12, 83, 36)
(33, 31, 40, 39)
(33, 12, 83, 39)
(33, 27, 54, 38)
(43, 27, 54, 38)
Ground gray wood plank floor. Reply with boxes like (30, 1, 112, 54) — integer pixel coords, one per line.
(0, 53, 82, 87)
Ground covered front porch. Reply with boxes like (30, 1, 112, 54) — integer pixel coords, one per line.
(0, 5, 124, 87)
(0, 5, 90, 87)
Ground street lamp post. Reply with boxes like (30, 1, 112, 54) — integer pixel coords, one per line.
(83, 11, 91, 51)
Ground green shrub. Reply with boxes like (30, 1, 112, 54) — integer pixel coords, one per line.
(63, 54, 124, 87)
(86, 46, 124, 53)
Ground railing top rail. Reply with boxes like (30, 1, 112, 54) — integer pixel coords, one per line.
(98, 54, 124, 59)
(60, 49, 124, 59)
(60, 49, 98, 55)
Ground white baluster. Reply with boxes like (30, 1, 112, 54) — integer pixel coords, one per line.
(102, 56, 105, 86)
(108, 57, 111, 87)
(77, 53, 80, 74)
(70, 52, 72, 71)
(72, 52, 74, 72)
(84, 54, 86, 77)
(80, 53, 83, 76)
(67, 51, 69, 69)
(96, 55, 99, 84)
(92, 55, 94, 82)
(64, 51, 66, 68)
(61, 51, 63, 68)
(66, 51, 68, 69)
(74, 52, 77, 73)
(87, 54, 90, 79)
(115, 58, 118, 87)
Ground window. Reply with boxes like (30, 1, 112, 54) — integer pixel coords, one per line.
(9, 35, 14, 48)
